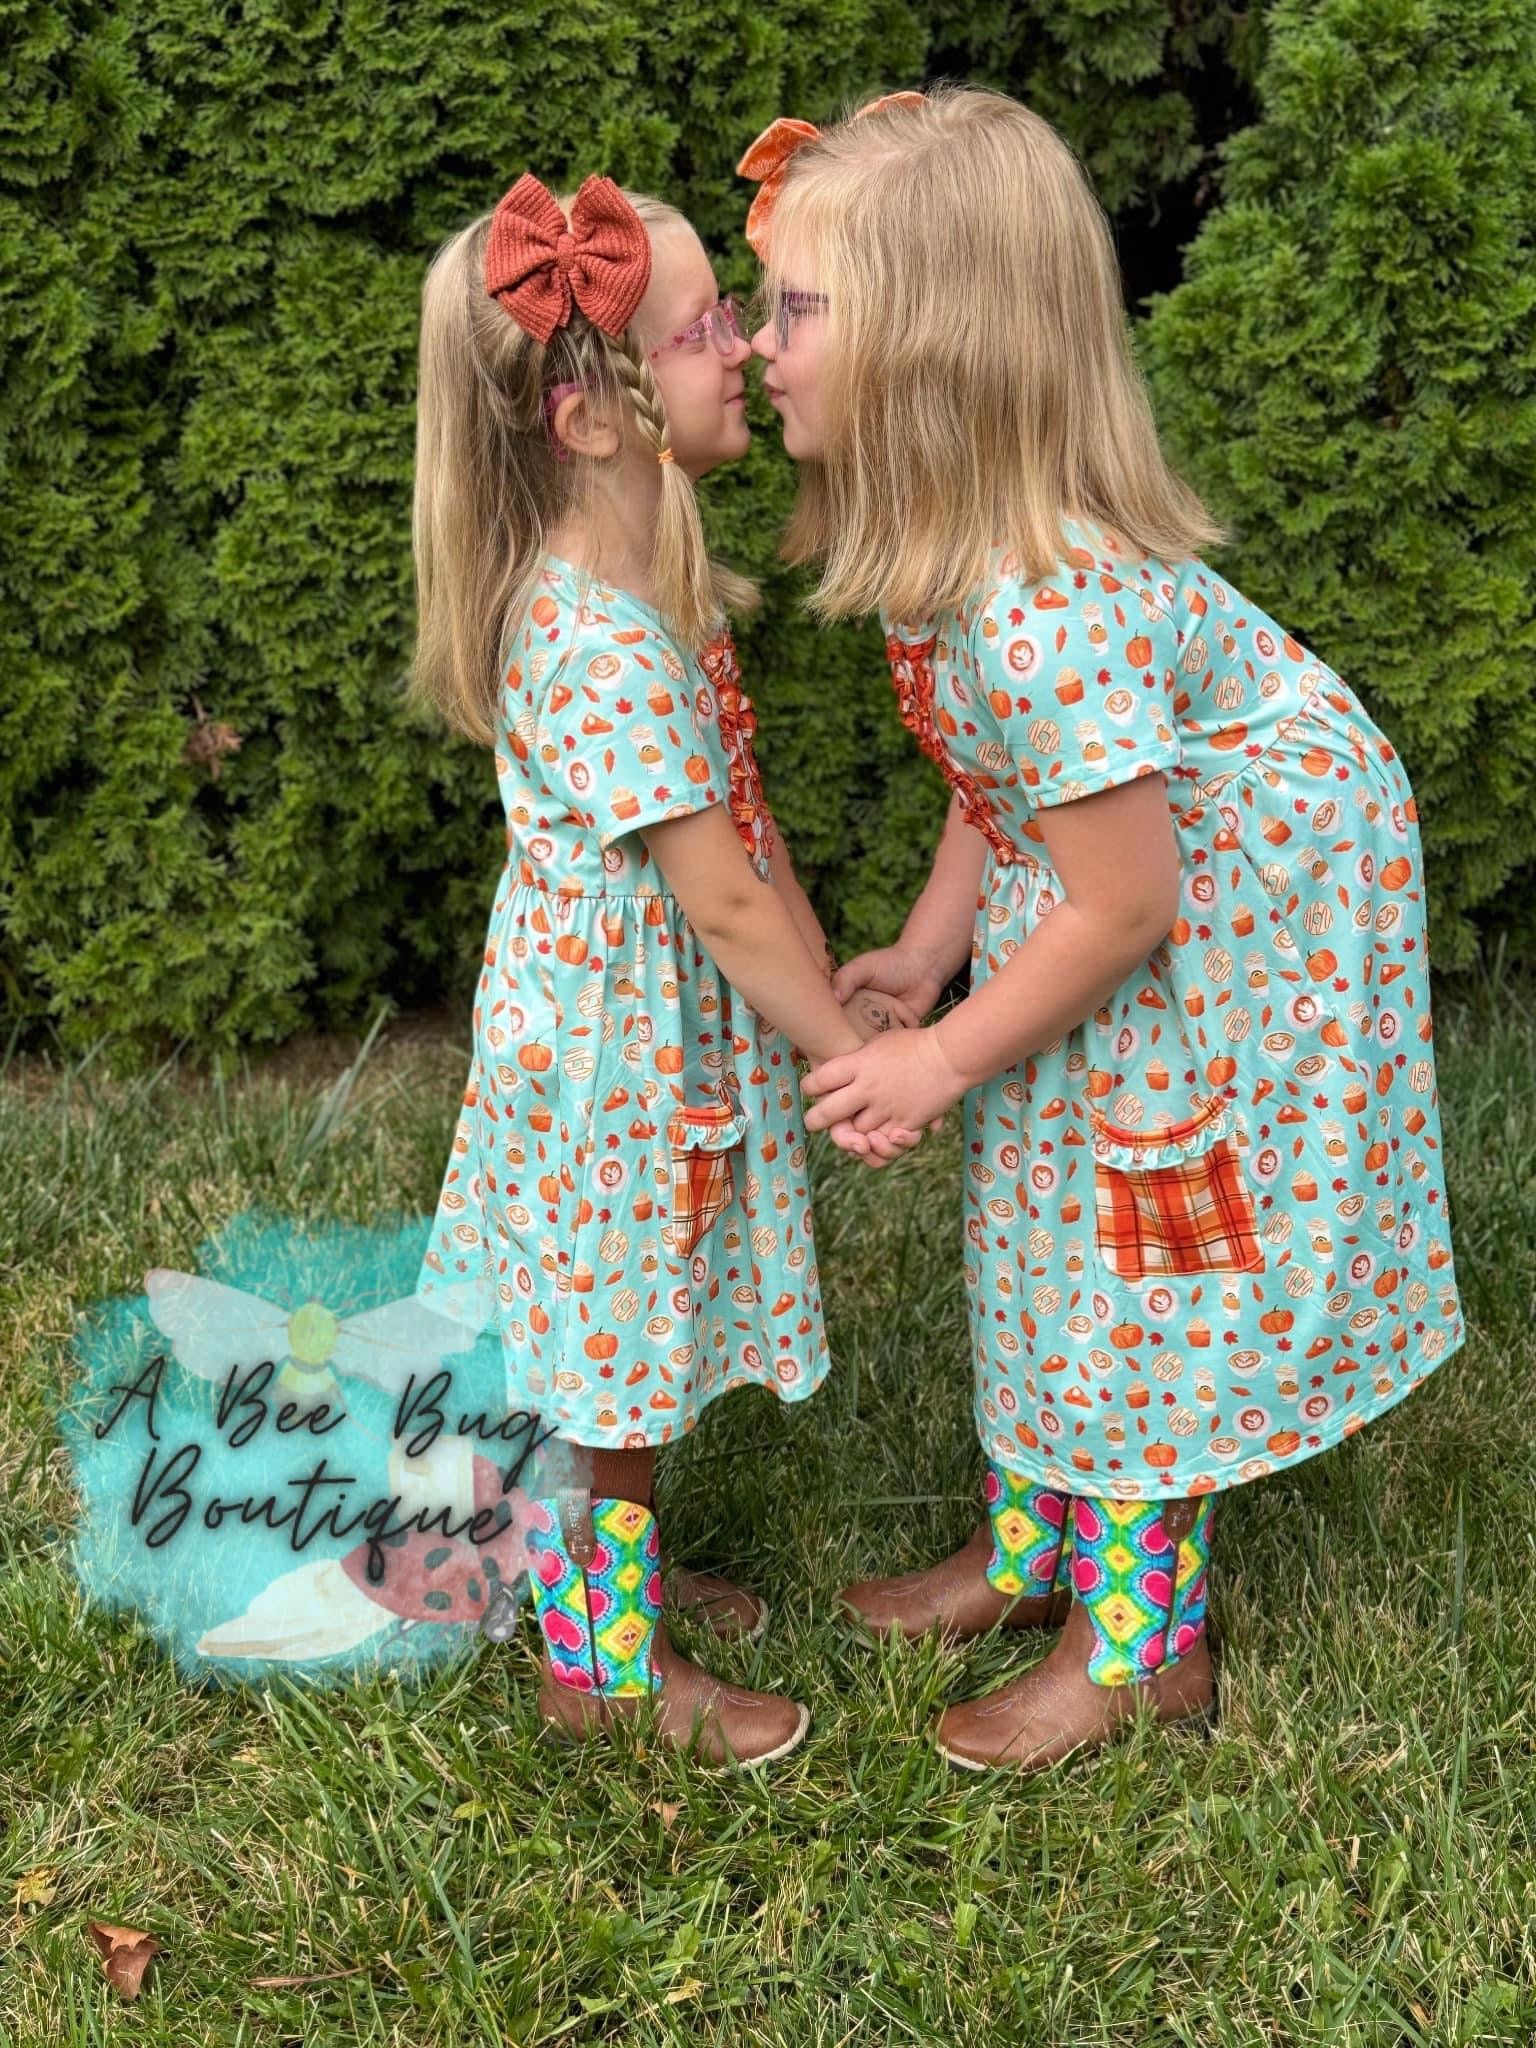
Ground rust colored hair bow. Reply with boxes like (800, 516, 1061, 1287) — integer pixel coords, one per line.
(484, 172, 652, 347)
(736, 92, 925, 260)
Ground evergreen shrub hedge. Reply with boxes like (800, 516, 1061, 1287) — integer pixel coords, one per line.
(1144, 0, 1536, 971)
(2, 0, 1527, 1068)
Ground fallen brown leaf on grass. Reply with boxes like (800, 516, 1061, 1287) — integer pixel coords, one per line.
(651, 1799, 682, 1828)
(87, 1921, 160, 2000)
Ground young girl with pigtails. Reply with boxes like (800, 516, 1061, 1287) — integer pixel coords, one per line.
(410, 171, 917, 1768)
(742, 87, 1465, 1772)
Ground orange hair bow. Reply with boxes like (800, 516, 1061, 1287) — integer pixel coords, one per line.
(736, 92, 925, 260)
(484, 172, 652, 347)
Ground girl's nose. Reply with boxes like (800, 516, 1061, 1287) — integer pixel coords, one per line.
(724, 332, 752, 369)
(749, 321, 777, 362)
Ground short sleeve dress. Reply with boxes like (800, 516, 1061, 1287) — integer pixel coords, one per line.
(418, 558, 827, 1449)
(881, 521, 1464, 1501)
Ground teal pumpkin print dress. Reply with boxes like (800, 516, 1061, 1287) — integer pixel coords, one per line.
(882, 521, 1465, 1501)
(419, 559, 828, 1448)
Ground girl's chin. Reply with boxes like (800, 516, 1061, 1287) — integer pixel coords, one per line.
(684, 430, 751, 479)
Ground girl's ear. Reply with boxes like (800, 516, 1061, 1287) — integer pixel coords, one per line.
(552, 389, 621, 461)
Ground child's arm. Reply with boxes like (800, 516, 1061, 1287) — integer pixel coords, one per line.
(544, 617, 917, 1154)
(767, 833, 833, 971)
(767, 833, 921, 1039)
(645, 809, 859, 1062)
(831, 795, 985, 1021)
(807, 548, 1188, 1146)
(643, 807, 920, 1161)
(802, 774, 1180, 1135)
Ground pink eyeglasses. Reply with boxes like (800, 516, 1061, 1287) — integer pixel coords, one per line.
(541, 297, 745, 461)
(774, 288, 828, 351)
(647, 294, 746, 360)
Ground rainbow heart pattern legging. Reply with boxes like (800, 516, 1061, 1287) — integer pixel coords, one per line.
(524, 1494, 665, 1696)
(982, 1460, 1076, 1597)
(984, 1461, 1214, 1686)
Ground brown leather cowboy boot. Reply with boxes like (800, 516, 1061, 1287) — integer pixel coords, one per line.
(839, 1523, 1071, 1642)
(840, 1462, 1076, 1643)
(934, 1494, 1218, 1773)
(537, 1620, 809, 1767)
(526, 1490, 808, 1768)
(667, 1564, 769, 1641)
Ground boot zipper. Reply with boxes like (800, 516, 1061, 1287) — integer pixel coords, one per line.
(1160, 1498, 1198, 1656)
(557, 1487, 604, 1696)
(580, 1563, 601, 1694)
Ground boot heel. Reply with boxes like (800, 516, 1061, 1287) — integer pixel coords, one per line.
(535, 1668, 637, 1742)
(1158, 1651, 1221, 1738)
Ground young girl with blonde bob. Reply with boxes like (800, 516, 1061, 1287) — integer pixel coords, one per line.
(410, 169, 916, 1768)
(744, 87, 1465, 1772)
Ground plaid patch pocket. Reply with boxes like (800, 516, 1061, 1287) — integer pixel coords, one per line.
(664, 1088, 749, 1259)
(1090, 1095, 1265, 1284)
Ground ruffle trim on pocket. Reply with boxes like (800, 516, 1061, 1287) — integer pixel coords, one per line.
(1090, 1094, 1264, 1283)
(664, 1088, 749, 1258)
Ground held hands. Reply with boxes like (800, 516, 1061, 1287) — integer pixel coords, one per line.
(832, 943, 946, 1023)
(824, 1116, 924, 1167)
(812, 943, 952, 1166)
(804, 1023, 968, 1156)
(823, 983, 924, 1167)
(843, 984, 922, 1042)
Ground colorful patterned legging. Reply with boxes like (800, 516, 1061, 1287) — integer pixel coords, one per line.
(525, 1493, 664, 1696)
(984, 1461, 1214, 1687)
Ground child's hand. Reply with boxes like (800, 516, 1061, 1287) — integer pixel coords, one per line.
(803, 1025, 967, 1137)
(832, 944, 946, 1023)
(843, 986, 921, 1043)
(826, 1117, 924, 1167)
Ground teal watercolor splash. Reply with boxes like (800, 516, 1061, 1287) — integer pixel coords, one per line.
(59, 1207, 578, 1687)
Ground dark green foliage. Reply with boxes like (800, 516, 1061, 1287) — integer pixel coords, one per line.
(2, 0, 1526, 1066)
(926, 0, 1264, 217)
(1, 0, 919, 1067)
(1143, 0, 1536, 966)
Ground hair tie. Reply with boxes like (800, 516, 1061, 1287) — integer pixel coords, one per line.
(484, 172, 651, 346)
(656, 447, 676, 466)
(736, 92, 925, 260)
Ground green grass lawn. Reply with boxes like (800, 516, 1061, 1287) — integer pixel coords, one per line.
(3, 968, 1535, 2046)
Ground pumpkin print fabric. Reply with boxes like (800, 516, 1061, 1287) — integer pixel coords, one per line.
(881, 521, 1464, 1501)
(419, 558, 828, 1448)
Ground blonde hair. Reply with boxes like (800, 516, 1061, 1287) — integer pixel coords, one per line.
(411, 190, 754, 746)
(764, 86, 1223, 621)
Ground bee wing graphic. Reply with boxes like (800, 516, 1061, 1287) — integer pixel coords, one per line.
(143, 1269, 292, 1382)
(328, 1293, 485, 1395)
(196, 1556, 392, 1662)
